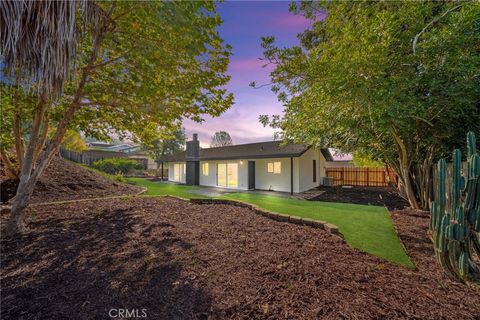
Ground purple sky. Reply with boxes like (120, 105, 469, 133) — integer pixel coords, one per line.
(184, 1, 313, 148)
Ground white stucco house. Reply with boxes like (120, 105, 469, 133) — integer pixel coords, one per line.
(160, 134, 333, 194)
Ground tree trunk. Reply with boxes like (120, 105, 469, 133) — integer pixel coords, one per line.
(4, 175, 37, 235)
(3, 93, 48, 236)
(415, 148, 434, 210)
(2, 21, 109, 237)
(392, 130, 419, 209)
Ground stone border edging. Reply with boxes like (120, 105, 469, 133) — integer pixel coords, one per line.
(189, 198, 344, 240)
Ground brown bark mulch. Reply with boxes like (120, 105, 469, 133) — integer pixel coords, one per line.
(309, 186, 409, 210)
(1, 197, 479, 320)
(0, 156, 142, 204)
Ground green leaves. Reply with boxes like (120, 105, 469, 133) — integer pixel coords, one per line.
(259, 1, 479, 208)
(261, 1, 480, 161)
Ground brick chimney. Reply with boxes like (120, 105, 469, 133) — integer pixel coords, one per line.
(185, 133, 199, 185)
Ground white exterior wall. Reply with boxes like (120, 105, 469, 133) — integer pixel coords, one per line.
(167, 147, 327, 193)
(254, 157, 296, 193)
(199, 160, 249, 190)
(167, 162, 186, 183)
(297, 148, 326, 192)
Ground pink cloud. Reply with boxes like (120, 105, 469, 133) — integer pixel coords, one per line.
(183, 99, 281, 148)
(269, 12, 312, 28)
(228, 58, 274, 72)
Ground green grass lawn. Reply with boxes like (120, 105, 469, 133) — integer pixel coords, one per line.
(127, 178, 413, 268)
(127, 177, 208, 199)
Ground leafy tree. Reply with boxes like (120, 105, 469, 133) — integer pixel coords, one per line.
(0, 1, 233, 236)
(60, 130, 87, 152)
(352, 151, 384, 168)
(145, 128, 186, 174)
(210, 131, 233, 147)
(259, 1, 480, 209)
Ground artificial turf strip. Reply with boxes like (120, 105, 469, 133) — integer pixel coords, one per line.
(127, 178, 414, 268)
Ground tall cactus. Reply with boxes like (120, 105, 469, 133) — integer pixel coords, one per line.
(429, 131, 480, 283)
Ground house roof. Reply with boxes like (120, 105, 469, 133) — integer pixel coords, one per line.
(87, 141, 141, 153)
(160, 141, 333, 162)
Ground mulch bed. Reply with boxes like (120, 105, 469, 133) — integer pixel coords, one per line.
(1, 197, 479, 319)
(0, 156, 142, 204)
(309, 186, 409, 210)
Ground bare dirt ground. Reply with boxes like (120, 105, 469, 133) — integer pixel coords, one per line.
(0, 156, 142, 204)
(1, 197, 479, 320)
(309, 186, 409, 210)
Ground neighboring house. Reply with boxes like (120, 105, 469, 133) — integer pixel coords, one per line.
(89, 141, 158, 170)
(160, 134, 333, 194)
(325, 160, 356, 168)
(87, 141, 141, 154)
(326, 152, 355, 168)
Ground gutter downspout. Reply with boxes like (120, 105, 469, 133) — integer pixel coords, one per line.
(290, 157, 293, 195)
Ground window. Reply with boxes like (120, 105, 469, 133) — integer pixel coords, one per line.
(313, 160, 317, 182)
(267, 162, 274, 173)
(202, 163, 209, 176)
(173, 163, 181, 182)
(227, 163, 238, 188)
(267, 161, 281, 174)
(217, 163, 238, 188)
(217, 163, 227, 187)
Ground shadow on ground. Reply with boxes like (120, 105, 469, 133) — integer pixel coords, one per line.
(1, 206, 213, 320)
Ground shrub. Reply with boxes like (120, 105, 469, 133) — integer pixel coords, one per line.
(92, 158, 142, 175)
(111, 172, 127, 183)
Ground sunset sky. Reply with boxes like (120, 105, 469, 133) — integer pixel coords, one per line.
(184, 1, 313, 148)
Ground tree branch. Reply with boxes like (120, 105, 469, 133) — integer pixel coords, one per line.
(412, 2, 469, 54)
(33, 115, 49, 166)
(89, 54, 126, 70)
(18, 93, 48, 179)
(14, 106, 24, 169)
(0, 149, 18, 179)
(38, 6, 115, 170)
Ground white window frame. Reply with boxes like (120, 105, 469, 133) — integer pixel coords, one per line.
(267, 161, 281, 174)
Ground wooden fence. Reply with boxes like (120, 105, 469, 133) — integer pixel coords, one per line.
(325, 167, 396, 187)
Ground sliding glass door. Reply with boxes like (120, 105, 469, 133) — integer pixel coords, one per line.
(217, 163, 227, 187)
(227, 163, 238, 188)
(217, 163, 238, 188)
(173, 164, 182, 182)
